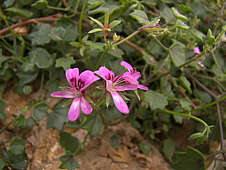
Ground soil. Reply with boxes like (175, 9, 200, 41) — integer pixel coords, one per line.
(0, 90, 171, 170)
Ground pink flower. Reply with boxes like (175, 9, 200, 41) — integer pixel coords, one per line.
(50, 68, 99, 121)
(95, 67, 138, 114)
(120, 61, 148, 90)
(193, 47, 200, 55)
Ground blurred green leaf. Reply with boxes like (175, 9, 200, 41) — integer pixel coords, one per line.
(160, 6, 174, 22)
(16, 71, 38, 85)
(109, 134, 121, 148)
(0, 49, 8, 68)
(170, 42, 186, 67)
(47, 101, 67, 130)
(179, 76, 192, 95)
(28, 24, 51, 45)
(0, 159, 5, 170)
(32, 102, 48, 121)
(194, 89, 212, 103)
(179, 98, 191, 112)
(139, 141, 151, 155)
(6, 7, 33, 18)
(144, 91, 168, 110)
(59, 132, 80, 154)
(163, 138, 176, 161)
(10, 137, 25, 155)
(59, 153, 80, 170)
(0, 98, 6, 120)
(173, 146, 206, 170)
(82, 114, 102, 136)
(56, 57, 76, 70)
(171, 7, 188, 21)
(32, 0, 48, 8)
(31, 48, 53, 69)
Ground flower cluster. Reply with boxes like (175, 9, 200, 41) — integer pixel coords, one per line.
(51, 61, 148, 121)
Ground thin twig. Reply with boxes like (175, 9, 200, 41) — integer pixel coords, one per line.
(216, 103, 226, 161)
(186, 71, 226, 161)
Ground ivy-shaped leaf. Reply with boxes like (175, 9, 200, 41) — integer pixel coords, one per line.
(144, 91, 168, 110)
(130, 10, 150, 25)
(56, 57, 76, 70)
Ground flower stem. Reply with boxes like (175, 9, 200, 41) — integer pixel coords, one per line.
(78, 0, 88, 43)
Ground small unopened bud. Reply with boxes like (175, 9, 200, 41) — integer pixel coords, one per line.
(113, 33, 120, 43)
(193, 47, 200, 55)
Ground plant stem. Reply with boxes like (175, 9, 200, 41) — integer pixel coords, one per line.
(112, 30, 140, 48)
(193, 95, 226, 111)
(47, 5, 69, 11)
(78, 0, 88, 43)
(216, 102, 226, 161)
(163, 109, 210, 135)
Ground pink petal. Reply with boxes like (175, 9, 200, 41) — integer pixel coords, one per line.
(138, 84, 149, 90)
(193, 47, 200, 55)
(50, 90, 75, 98)
(114, 83, 138, 91)
(66, 68, 79, 87)
(79, 70, 99, 91)
(80, 97, 93, 114)
(106, 80, 113, 92)
(110, 92, 129, 114)
(95, 67, 114, 80)
(120, 61, 133, 72)
(68, 98, 81, 121)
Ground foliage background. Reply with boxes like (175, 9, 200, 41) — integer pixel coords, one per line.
(0, 0, 225, 169)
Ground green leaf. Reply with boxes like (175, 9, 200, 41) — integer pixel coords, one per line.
(130, 10, 150, 25)
(108, 47, 123, 58)
(170, 42, 186, 67)
(175, 20, 189, 30)
(160, 6, 174, 22)
(0, 159, 5, 170)
(179, 76, 192, 94)
(50, 27, 66, 41)
(0, 98, 6, 120)
(10, 137, 25, 155)
(173, 146, 206, 170)
(89, 17, 104, 27)
(47, 101, 67, 130)
(163, 138, 176, 161)
(82, 114, 102, 136)
(28, 23, 51, 45)
(59, 154, 80, 170)
(171, 7, 188, 21)
(191, 29, 205, 41)
(109, 134, 121, 148)
(109, 20, 121, 28)
(0, 49, 8, 68)
(31, 48, 53, 69)
(32, 0, 48, 8)
(144, 91, 168, 110)
(194, 89, 212, 103)
(59, 132, 80, 154)
(32, 102, 48, 121)
(179, 98, 192, 111)
(102, 107, 123, 121)
(15, 114, 35, 128)
(16, 71, 38, 85)
(6, 7, 33, 18)
(56, 57, 76, 70)
(88, 28, 103, 34)
(139, 141, 151, 155)
(3, 0, 15, 7)
(189, 132, 208, 143)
